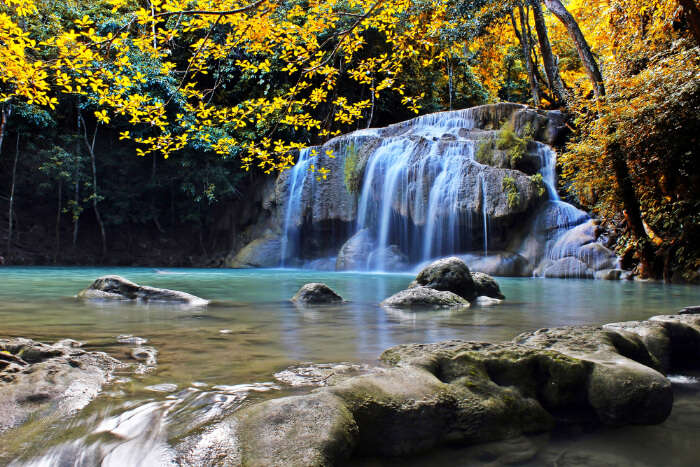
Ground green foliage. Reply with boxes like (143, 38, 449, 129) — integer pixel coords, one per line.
(561, 38, 700, 281)
(475, 139, 494, 165)
(343, 142, 362, 194)
(496, 121, 532, 168)
(530, 173, 546, 197)
(502, 175, 520, 208)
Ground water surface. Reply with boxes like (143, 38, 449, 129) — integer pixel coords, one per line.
(0, 267, 698, 465)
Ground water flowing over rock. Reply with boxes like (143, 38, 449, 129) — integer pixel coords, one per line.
(230, 103, 621, 278)
(194, 311, 700, 466)
(0, 338, 123, 436)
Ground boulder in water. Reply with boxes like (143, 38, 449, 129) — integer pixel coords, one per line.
(410, 257, 477, 301)
(336, 229, 375, 271)
(594, 269, 624, 280)
(471, 272, 505, 299)
(542, 257, 594, 279)
(291, 283, 343, 305)
(78, 275, 208, 306)
(578, 242, 618, 271)
(129, 346, 158, 366)
(381, 286, 469, 309)
(0, 338, 123, 435)
(460, 251, 529, 277)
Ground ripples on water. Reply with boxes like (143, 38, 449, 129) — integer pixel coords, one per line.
(0, 267, 699, 465)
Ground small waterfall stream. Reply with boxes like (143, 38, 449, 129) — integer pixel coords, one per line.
(280, 148, 314, 266)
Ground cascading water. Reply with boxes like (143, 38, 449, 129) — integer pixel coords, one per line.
(280, 148, 314, 266)
(477, 172, 489, 257)
(274, 104, 606, 275)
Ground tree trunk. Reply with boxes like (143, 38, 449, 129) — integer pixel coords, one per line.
(367, 75, 375, 129)
(517, 5, 541, 107)
(7, 134, 19, 257)
(679, 0, 700, 44)
(0, 105, 9, 157)
(543, 0, 605, 98)
(610, 145, 655, 278)
(79, 115, 107, 256)
(531, 0, 570, 105)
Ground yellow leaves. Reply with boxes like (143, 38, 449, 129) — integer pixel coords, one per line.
(94, 110, 110, 124)
(0, 0, 454, 174)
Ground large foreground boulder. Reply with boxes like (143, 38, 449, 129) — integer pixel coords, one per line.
(77, 275, 208, 306)
(410, 257, 477, 301)
(185, 311, 700, 465)
(0, 338, 123, 435)
(292, 283, 344, 305)
(381, 287, 469, 309)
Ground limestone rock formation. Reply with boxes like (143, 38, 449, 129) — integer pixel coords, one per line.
(0, 338, 123, 435)
(335, 229, 375, 271)
(227, 234, 286, 268)
(78, 275, 208, 306)
(188, 311, 700, 466)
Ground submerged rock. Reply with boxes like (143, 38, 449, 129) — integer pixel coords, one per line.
(192, 312, 700, 466)
(471, 271, 505, 299)
(0, 337, 123, 435)
(77, 275, 208, 306)
(291, 283, 343, 305)
(409, 257, 477, 301)
(381, 286, 469, 309)
(129, 346, 158, 367)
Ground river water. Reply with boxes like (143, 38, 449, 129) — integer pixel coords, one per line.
(0, 267, 699, 465)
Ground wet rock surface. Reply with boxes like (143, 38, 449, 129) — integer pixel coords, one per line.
(0, 338, 123, 435)
(78, 275, 208, 306)
(198, 312, 700, 466)
(471, 271, 506, 299)
(381, 286, 470, 309)
(292, 283, 344, 305)
(409, 257, 478, 301)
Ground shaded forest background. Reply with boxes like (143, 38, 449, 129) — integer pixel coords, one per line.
(0, 0, 698, 281)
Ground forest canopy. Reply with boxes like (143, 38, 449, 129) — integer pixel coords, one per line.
(1, 0, 699, 280)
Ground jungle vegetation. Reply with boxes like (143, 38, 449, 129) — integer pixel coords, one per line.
(0, 0, 698, 280)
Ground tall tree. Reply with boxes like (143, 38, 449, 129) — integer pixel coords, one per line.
(543, 0, 605, 98)
(515, 4, 540, 107)
(530, 0, 569, 105)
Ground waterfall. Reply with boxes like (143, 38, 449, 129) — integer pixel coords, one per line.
(270, 104, 603, 275)
(478, 172, 489, 257)
(280, 148, 314, 266)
